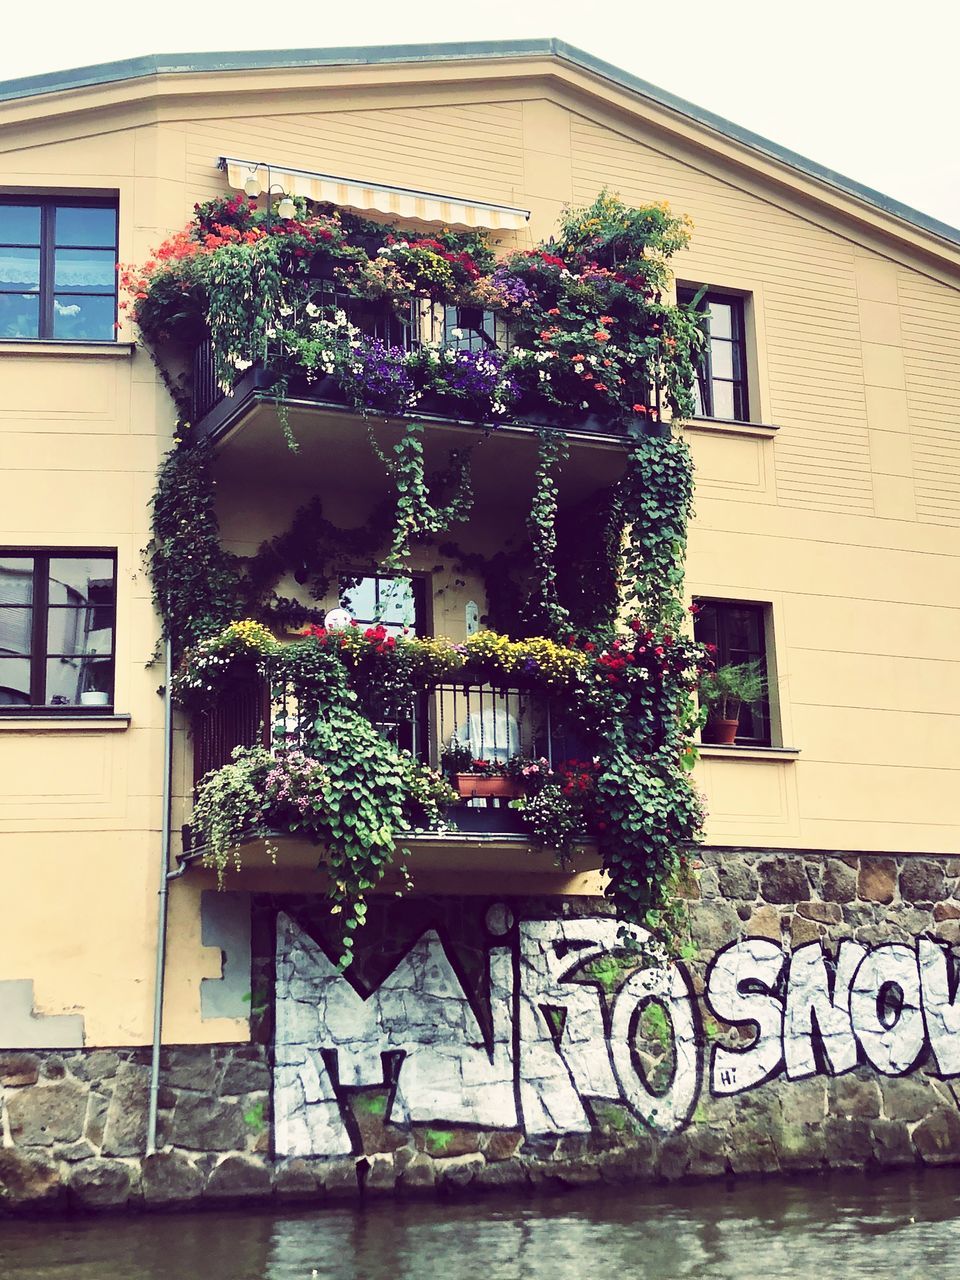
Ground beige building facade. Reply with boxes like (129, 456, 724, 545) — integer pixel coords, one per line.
(0, 45, 959, 1197)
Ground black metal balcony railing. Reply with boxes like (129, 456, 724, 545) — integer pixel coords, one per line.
(190, 291, 512, 423)
(190, 668, 565, 836)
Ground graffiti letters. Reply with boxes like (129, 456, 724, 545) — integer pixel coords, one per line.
(273, 911, 960, 1157)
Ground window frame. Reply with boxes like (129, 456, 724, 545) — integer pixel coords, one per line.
(679, 288, 750, 423)
(693, 597, 771, 746)
(0, 196, 119, 343)
(336, 569, 430, 636)
(0, 547, 118, 715)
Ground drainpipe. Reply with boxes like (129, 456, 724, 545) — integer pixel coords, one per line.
(146, 638, 174, 1156)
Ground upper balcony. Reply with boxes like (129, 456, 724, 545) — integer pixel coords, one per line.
(188, 286, 664, 449)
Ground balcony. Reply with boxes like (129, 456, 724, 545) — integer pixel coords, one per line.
(189, 661, 577, 841)
(189, 284, 663, 447)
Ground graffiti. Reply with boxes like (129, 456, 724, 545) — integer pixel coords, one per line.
(705, 936, 960, 1094)
(273, 909, 960, 1157)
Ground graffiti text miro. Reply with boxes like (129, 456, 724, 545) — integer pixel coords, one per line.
(272, 909, 960, 1157)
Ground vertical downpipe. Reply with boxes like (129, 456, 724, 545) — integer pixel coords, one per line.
(146, 638, 174, 1156)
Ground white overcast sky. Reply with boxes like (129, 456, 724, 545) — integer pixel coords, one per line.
(6, 0, 959, 231)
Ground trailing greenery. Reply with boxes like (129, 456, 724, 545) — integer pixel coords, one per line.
(138, 189, 712, 958)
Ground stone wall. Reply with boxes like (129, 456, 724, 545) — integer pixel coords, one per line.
(3, 849, 960, 1213)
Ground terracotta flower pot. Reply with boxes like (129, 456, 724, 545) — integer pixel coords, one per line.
(702, 717, 740, 746)
(455, 774, 522, 800)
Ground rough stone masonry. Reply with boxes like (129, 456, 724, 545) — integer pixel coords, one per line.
(3, 849, 960, 1213)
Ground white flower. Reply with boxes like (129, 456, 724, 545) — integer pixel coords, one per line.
(451, 328, 464, 340)
(233, 357, 253, 371)
(305, 302, 321, 317)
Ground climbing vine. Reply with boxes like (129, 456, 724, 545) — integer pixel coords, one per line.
(137, 189, 711, 959)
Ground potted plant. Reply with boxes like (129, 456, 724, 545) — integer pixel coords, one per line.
(698, 661, 765, 745)
(452, 758, 523, 800)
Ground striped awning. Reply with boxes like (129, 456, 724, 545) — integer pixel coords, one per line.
(219, 157, 530, 232)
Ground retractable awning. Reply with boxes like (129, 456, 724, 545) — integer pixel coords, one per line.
(219, 157, 530, 233)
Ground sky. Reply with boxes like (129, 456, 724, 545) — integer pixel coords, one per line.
(4, 0, 959, 231)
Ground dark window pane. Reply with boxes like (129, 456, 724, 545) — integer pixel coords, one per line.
(55, 205, 116, 248)
(47, 606, 114, 657)
(46, 656, 112, 706)
(0, 246, 40, 289)
(0, 608, 33, 655)
(0, 293, 39, 338)
(694, 600, 769, 745)
(52, 294, 115, 340)
(0, 559, 34, 605)
(48, 557, 114, 604)
(0, 658, 30, 705)
(54, 248, 116, 292)
(0, 205, 40, 246)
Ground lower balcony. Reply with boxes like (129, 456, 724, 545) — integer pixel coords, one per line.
(186, 665, 590, 845)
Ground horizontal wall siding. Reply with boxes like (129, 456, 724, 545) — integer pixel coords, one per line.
(900, 269, 960, 526)
(185, 102, 526, 210)
(570, 116, 876, 515)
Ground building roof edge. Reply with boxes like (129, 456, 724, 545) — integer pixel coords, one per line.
(0, 37, 956, 249)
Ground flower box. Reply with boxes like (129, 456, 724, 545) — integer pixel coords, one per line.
(455, 774, 523, 800)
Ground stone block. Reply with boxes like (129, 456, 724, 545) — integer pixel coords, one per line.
(363, 1152, 396, 1193)
(220, 1057, 271, 1096)
(320, 1159, 362, 1199)
(40, 1056, 66, 1081)
(899, 859, 946, 905)
(823, 1116, 876, 1168)
(67, 1160, 136, 1210)
(789, 915, 823, 946)
(101, 1062, 150, 1157)
(142, 1151, 205, 1206)
(758, 858, 809, 904)
(774, 1122, 827, 1172)
(821, 859, 858, 904)
(484, 1130, 523, 1162)
(831, 1074, 881, 1120)
(912, 1108, 960, 1164)
(397, 1152, 436, 1191)
(744, 904, 782, 942)
(934, 902, 960, 922)
(717, 859, 759, 901)
(870, 1120, 915, 1168)
(0, 1052, 40, 1087)
(858, 858, 897, 904)
(434, 1152, 485, 1188)
(797, 901, 842, 924)
(274, 1159, 324, 1201)
(6, 1081, 88, 1146)
(204, 1154, 273, 1200)
(880, 1074, 939, 1124)
(421, 1128, 481, 1158)
(688, 902, 742, 954)
(69, 1051, 120, 1083)
(54, 1140, 97, 1163)
(171, 1094, 247, 1152)
(84, 1091, 110, 1147)
(159, 1047, 221, 1092)
(0, 1149, 64, 1210)
(474, 1157, 528, 1190)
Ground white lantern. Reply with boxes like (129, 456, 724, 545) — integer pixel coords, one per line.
(324, 607, 353, 632)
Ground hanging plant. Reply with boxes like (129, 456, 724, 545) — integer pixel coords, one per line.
(522, 428, 571, 637)
(369, 421, 474, 570)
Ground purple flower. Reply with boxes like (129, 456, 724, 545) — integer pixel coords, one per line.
(338, 336, 415, 414)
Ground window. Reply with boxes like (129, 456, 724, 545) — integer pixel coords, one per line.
(694, 600, 770, 745)
(338, 573, 427, 635)
(0, 199, 118, 341)
(0, 551, 116, 711)
(678, 289, 749, 422)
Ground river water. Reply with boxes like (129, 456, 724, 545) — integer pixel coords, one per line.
(1, 1169, 956, 1280)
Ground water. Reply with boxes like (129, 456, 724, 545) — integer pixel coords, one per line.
(1, 1169, 957, 1280)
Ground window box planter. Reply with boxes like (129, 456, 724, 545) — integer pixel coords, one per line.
(455, 774, 523, 800)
